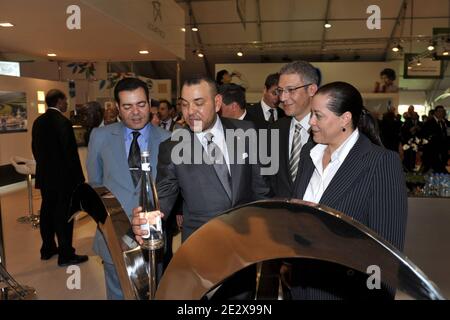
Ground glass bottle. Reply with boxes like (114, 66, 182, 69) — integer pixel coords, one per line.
(139, 151, 164, 250)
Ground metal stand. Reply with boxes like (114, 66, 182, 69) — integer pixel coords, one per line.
(0, 197, 37, 300)
(142, 239, 163, 300)
(16, 174, 39, 228)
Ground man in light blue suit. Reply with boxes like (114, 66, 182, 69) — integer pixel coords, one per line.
(87, 78, 170, 299)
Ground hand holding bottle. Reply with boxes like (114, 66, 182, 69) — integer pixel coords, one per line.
(131, 206, 164, 245)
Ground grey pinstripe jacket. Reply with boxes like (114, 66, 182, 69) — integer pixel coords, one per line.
(290, 133, 408, 300)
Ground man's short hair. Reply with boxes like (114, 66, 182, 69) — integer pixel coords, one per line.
(218, 84, 246, 109)
(264, 73, 279, 90)
(279, 61, 319, 86)
(435, 105, 445, 112)
(114, 77, 150, 104)
(183, 75, 217, 96)
(159, 99, 174, 110)
(45, 89, 66, 108)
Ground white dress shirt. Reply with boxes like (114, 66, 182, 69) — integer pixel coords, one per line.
(303, 129, 360, 203)
(48, 107, 62, 113)
(288, 114, 311, 155)
(238, 110, 247, 120)
(195, 117, 231, 173)
(160, 118, 173, 131)
(261, 99, 278, 122)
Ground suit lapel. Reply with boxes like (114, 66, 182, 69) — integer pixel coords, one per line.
(221, 118, 240, 203)
(294, 140, 316, 199)
(319, 134, 372, 208)
(279, 118, 292, 188)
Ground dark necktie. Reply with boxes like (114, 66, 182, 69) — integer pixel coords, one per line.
(205, 132, 232, 201)
(128, 131, 141, 187)
(289, 124, 302, 182)
(268, 109, 275, 123)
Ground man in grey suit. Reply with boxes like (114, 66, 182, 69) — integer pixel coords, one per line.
(132, 75, 271, 299)
(87, 78, 170, 299)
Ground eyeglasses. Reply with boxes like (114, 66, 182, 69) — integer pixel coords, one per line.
(275, 83, 312, 96)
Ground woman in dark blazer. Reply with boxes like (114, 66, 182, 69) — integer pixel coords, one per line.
(290, 81, 408, 300)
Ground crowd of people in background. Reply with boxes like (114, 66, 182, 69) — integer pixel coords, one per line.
(380, 104, 449, 173)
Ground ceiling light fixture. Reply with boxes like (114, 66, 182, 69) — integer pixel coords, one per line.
(197, 52, 204, 58)
(47, 53, 57, 57)
(191, 26, 199, 32)
(181, 27, 186, 32)
(427, 44, 435, 51)
(0, 22, 14, 27)
(324, 21, 332, 29)
(139, 50, 149, 54)
(392, 44, 402, 52)
(443, 49, 449, 56)
(416, 60, 422, 66)
(237, 51, 243, 57)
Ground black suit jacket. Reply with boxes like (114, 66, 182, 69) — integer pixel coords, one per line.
(289, 134, 408, 299)
(267, 117, 313, 198)
(156, 117, 271, 241)
(246, 102, 286, 130)
(32, 109, 85, 191)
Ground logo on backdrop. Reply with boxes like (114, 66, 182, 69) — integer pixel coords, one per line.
(152, 1, 162, 22)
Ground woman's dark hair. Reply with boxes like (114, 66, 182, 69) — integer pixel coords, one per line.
(216, 69, 229, 85)
(316, 81, 382, 146)
(380, 68, 396, 81)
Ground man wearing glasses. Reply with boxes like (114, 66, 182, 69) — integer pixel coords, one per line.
(246, 73, 285, 130)
(268, 61, 319, 198)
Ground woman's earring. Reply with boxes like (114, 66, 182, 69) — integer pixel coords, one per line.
(342, 127, 346, 132)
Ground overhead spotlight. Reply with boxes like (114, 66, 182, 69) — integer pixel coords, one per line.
(427, 44, 435, 51)
(47, 53, 57, 57)
(0, 22, 14, 27)
(443, 48, 449, 56)
(324, 21, 332, 29)
(139, 50, 149, 54)
(392, 44, 402, 52)
(191, 26, 199, 32)
(407, 65, 412, 70)
(237, 51, 243, 57)
(181, 27, 186, 32)
(197, 52, 204, 58)
(416, 60, 422, 66)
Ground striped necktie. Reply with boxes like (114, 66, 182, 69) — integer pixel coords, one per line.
(205, 132, 232, 201)
(289, 123, 302, 182)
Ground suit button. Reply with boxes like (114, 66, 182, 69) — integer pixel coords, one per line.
(347, 269, 354, 276)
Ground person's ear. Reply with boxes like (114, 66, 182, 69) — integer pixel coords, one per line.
(308, 84, 318, 97)
(341, 111, 352, 128)
(214, 94, 222, 113)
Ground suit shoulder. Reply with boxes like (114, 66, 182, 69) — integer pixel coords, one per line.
(269, 116, 291, 130)
(223, 117, 255, 130)
(150, 124, 171, 141)
(246, 103, 262, 114)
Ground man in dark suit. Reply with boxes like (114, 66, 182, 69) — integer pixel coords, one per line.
(158, 99, 176, 131)
(421, 105, 449, 173)
(246, 73, 285, 129)
(32, 89, 88, 266)
(217, 83, 253, 121)
(268, 61, 319, 198)
(132, 75, 271, 299)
